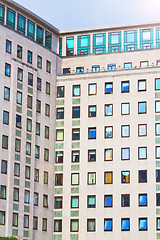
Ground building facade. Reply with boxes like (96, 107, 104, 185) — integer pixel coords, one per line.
(0, 0, 160, 240)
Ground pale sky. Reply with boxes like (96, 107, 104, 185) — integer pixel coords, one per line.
(14, 0, 160, 30)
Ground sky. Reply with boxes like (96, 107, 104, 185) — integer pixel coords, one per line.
(14, 0, 160, 30)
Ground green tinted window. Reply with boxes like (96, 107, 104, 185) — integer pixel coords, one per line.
(66, 37, 74, 56)
(6, 8, 16, 29)
(27, 19, 35, 40)
(45, 30, 52, 50)
(59, 38, 62, 56)
(17, 14, 26, 35)
(78, 35, 90, 55)
(36, 25, 44, 45)
(0, 4, 5, 24)
(93, 33, 106, 54)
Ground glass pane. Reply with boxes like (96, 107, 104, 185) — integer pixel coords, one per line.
(27, 19, 35, 40)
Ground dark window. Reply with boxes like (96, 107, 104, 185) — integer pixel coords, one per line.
(1, 160, 7, 174)
(76, 67, 84, 73)
(139, 170, 147, 183)
(156, 170, 160, 182)
(27, 96, 32, 109)
(56, 108, 64, 119)
(121, 194, 130, 207)
(37, 78, 41, 90)
(57, 86, 64, 98)
(72, 129, 80, 140)
(87, 219, 95, 232)
(55, 174, 63, 186)
(36, 25, 44, 45)
(55, 197, 62, 209)
(3, 111, 9, 125)
(17, 45, 22, 59)
(87, 195, 96, 208)
(88, 150, 96, 162)
(6, 40, 11, 53)
(28, 51, 32, 64)
(72, 106, 80, 118)
(28, 73, 33, 86)
(54, 220, 62, 232)
(63, 68, 70, 75)
(16, 114, 21, 128)
(72, 151, 79, 162)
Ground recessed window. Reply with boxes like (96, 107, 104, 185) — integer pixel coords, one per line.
(36, 25, 44, 45)
(138, 124, 147, 136)
(138, 80, 146, 91)
(70, 219, 79, 232)
(155, 78, 160, 90)
(27, 95, 32, 109)
(157, 193, 160, 206)
(139, 194, 147, 206)
(45, 104, 50, 117)
(43, 194, 48, 207)
(56, 108, 64, 119)
(157, 218, 160, 230)
(44, 148, 49, 161)
(24, 215, 29, 228)
(6, 40, 11, 53)
(138, 102, 146, 114)
(121, 171, 130, 183)
(157, 170, 160, 182)
(45, 126, 49, 139)
(105, 126, 113, 138)
(156, 123, 160, 136)
(105, 82, 113, 94)
(16, 114, 21, 128)
(72, 106, 80, 118)
(121, 148, 130, 160)
(55, 174, 63, 186)
(156, 146, 160, 159)
(105, 104, 113, 116)
(56, 129, 64, 141)
(139, 218, 147, 231)
(88, 105, 96, 117)
(42, 218, 47, 231)
(46, 82, 50, 95)
(37, 78, 41, 91)
(121, 125, 130, 137)
(28, 73, 33, 86)
(25, 166, 30, 180)
(76, 67, 84, 73)
(17, 91, 22, 105)
(88, 172, 96, 185)
(5, 63, 11, 77)
(139, 170, 147, 183)
(140, 61, 148, 68)
(13, 188, 19, 202)
(1, 160, 7, 174)
(54, 220, 62, 232)
(121, 218, 130, 231)
(124, 62, 132, 69)
(34, 192, 38, 206)
(121, 81, 129, 93)
(4, 87, 10, 101)
(108, 64, 116, 71)
(63, 68, 70, 75)
(104, 219, 112, 231)
(12, 213, 18, 227)
(2, 135, 8, 149)
(104, 172, 113, 184)
(28, 50, 32, 64)
(72, 151, 79, 163)
(33, 216, 38, 230)
(35, 145, 40, 158)
(71, 196, 79, 208)
(55, 151, 63, 163)
(55, 197, 62, 209)
(24, 190, 30, 204)
(34, 169, 39, 182)
(57, 86, 64, 98)
(156, 101, 160, 113)
(46, 60, 51, 73)
(17, 68, 23, 81)
(26, 142, 31, 155)
(138, 147, 147, 159)
(89, 83, 97, 95)
(121, 194, 130, 207)
(92, 65, 100, 72)
(37, 55, 42, 68)
(71, 173, 79, 185)
(104, 195, 113, 207)
(3, 111, 9, 125)
(104, 149, 113, 161)
(17, 45, 22, 59)
(0, 185, 6, 200)
(88, 127, 96, 139)
(88, 195, 96, 208)
(73, 85, 80, 96)
(87, 219, 95, 232)
(0, 211, 5, 225)
(36, 122, 40, 136)
(88, 150, 96, 162)
(72, 129, 80, 140)
(36, 100, 41, 113)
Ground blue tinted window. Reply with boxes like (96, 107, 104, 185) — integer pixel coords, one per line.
(3, 111, 9, 125)
(156, 79, 160, 90)
(121, 219, 130, 231)
(108, 64, 116, 71)
(121, 81, 129, 92)
(157, 218, 160, 230)
(28, 73, 33, 86)
(124, 62, 132, 69)
(88, 128, 96, 139)
(138, 102, 146, 113)
(66, 37, 74, 56)
(105, 83, 113, 94)
(156, 170, 160, 182)
(157, 193, 160, 206)
(104, 219, 112, 231)
(104, 195, 112, 207)
(138, 147, 147, 159)
(76, 67, 84, 73)
(139, 194, 147, 206)
(139, 218, 147, 230)
(5, 63, 11, 77)
(72, 107, 80, 118)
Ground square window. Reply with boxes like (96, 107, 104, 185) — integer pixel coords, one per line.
(121, 125, 130, 137)
(121, 81, 129, 93)
(121, 171, 130, 183)
(55, 174, 63, 186)
(70, 219, 79, 232)
(71, 173, 79, 185)
(157, 193, 160, 206)
(17, 45, 22, 59)
(121, 103, 130, 115)
(87, 219, 95, 232)
(55, 151, 63, 163)
(138, 147, 147, 159)
(54, 220, 62, 232)
(156, 101, 160, 113)
(156, 123, 160, 136)
(73, 85, 80, 96)
(5, 63, 11, 77)
(28, 50, 32, 63)
(28, 72, 33, 86)
(140, 61, 148, 68)
(56, 129, 64, 141)
(92, 65, 100, 72)
(138, 102, 146, 114)
(121, 218, 130, 231)
(71, 196, 79, 208)
(157, 218, 160, 230)
(105, 126, 113, 138)
(88, 127, 96, 139)
(124, 62, 132, 69)
(72, 129, 80, 140)
(88, 150, 96, 162)
(3, 111, 9, 125)
(17, 68, 23, 81)
(88, 105, 96, 117)
(139, 170, 147, 183)
(56, 108, 64, 119)
(138, 124, 147, 136)
(72, 151, 79, 163)
(55, 197, 62, 209)
(37, 55, 42, 68)
(104, 219, 112, 231)
(72, 106, 80, 118)
(108, 64, 116, 71)
(2, 135, 8, 149)
(63, 68, 70, 75)
(6, 40, 11, 53)
(156, 79, 160, 90)
(76, 67, 84, 73)
(104, 172, 113, 184)
(105, 82, 113, 94)
(89, 83, 96, 95)
(4, 87, 10, 101)
(37, 77, 41, 91)
(121, 148, 130, 160)
(139, 218, 147, 231)
(139, 194, 147, 206)
(57, 86, 64, 98)
(104, 149, 113, 161)
(105, 104, 113, 116)
(88, 195, 96, 208)
(104, 195, 113, 207)
(1, 160, 7, 174)
(138, 80, 146, 91)
(88, 172, 96, 185)
(121, 194, 130, 207)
